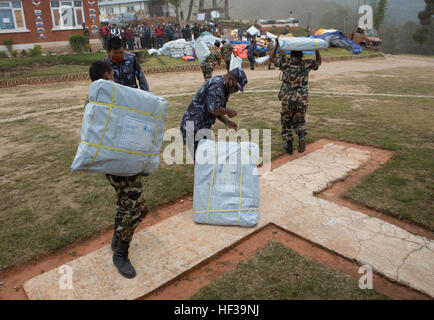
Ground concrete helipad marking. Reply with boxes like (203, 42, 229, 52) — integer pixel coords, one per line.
(23, 143, 434, 299)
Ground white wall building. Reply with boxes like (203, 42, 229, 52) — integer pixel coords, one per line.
(98, 0, 175, 20)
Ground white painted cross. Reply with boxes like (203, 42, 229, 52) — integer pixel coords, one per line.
(23, 143, 434, 299)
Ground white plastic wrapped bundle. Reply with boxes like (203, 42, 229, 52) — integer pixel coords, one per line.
(193, 140, 260, 228)
(247, 26, 259, 36)
(278, 37, 329, 51)
(255, 56, 270, 64)
(194, 39, 211, 64)
(266, 32, 277, 40)
(71, 80, 168, 176)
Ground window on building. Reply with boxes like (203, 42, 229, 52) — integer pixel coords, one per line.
(50, 0, 84, 28)
(0, 1, 25, 31)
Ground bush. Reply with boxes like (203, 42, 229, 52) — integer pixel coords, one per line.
(69, 34, 88, 53)
(29, 45, 42, 57)
(20, 49, 27, 57)
(0, 51, 8, 59)
(12, 49, 18, 57)
(2, 39, 13, 56)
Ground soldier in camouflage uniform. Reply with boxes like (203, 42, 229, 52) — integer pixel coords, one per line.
(220, 40, 234, 72)
(269, 36, 321, 154)
(201, 41, 222, 80)
(265, 38, 275, 70)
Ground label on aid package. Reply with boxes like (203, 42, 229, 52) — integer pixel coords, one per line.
(119, 116, 155, 152)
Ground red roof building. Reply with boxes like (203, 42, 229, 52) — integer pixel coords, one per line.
(0, 0, 101, 53)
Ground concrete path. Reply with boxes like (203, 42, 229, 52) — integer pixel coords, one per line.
(23, 143, 434, 299)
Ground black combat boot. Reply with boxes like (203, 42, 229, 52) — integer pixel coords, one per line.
(298, 131, 306, 153)
(111, 218, 122, 252)
(113, 239, 136, 279)
(284, 141, 293, 155)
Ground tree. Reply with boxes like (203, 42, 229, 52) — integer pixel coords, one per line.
(413, 27, 429, 46)
(413, 0, 433, 46)
(169, 0, 183, 23)
(187, 0, 194, 21)
(370, 0, 388, 30)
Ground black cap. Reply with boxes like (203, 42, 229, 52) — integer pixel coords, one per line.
(229, 67, 248, 92)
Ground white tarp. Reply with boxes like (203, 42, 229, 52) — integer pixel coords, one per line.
(193, 140, 260, 228)
(229, 53, 243, 71)
(278, 37, 329, 51)
(71, 80, 168, 176)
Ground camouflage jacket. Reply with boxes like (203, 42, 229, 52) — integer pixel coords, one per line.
(220, 43, 234, 61)
(205, 45, 221, 66)
(275, 54, 319, 101)
(180, 75, 228, 143)
(266, 42, 274, 54)
(104, 53, 149, 91)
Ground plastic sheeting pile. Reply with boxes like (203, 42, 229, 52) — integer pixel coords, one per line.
(312, 29, 363, 54)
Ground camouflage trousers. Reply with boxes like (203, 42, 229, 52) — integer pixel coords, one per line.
(280, 91, 308, 143)
(201, 62, 216, 80)
(106, 173, 150, 242)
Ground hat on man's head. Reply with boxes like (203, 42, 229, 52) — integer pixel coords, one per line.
(229, 67, 248, 92)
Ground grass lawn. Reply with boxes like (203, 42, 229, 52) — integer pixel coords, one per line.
(0, 65, 432, 278)
(0, 52, 198, 81)
(191, 241, 389, 300)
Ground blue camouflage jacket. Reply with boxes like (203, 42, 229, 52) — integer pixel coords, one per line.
(104, 53, 149, 91)
(180, 75, 228, 143)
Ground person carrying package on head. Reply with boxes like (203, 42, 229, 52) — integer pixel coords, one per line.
(180, 67, 248, 160)
(201, 40, 222, 80)
(269, 36, 322, 155)
(85, 61, 152, 280)
(104, 37, 149, 92)
(220, 40, 234, 72)
(241, 40, 258, 70)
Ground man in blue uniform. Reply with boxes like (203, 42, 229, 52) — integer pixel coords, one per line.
(180, 67, 248, 159)
(104, 37, 149, 91)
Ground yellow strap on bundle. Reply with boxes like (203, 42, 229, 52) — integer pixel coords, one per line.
(85, 84, 118, 171)
(193, 114, 259, 223)
(84, 84, 163, 171)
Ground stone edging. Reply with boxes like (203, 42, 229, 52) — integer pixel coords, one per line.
(0, 54, 384, 89)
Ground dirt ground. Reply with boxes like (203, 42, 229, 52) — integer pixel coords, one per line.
(1, 54, 434, 109)
(1, 54, 433, 300)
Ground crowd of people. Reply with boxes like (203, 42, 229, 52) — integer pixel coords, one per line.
(99, 21, 225, 51)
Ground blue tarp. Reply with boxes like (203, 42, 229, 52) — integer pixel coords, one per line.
(311, 31, 362, 54)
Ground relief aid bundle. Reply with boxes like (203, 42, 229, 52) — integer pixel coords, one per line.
(193, 140, 260, 228)
(71, 79, 168, 176)
(278, 37, 329, 51)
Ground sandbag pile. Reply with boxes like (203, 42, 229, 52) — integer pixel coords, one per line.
(193, 140, 260, 228)
(158, 39, 194, 59)
(71, 80, 168, 176)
